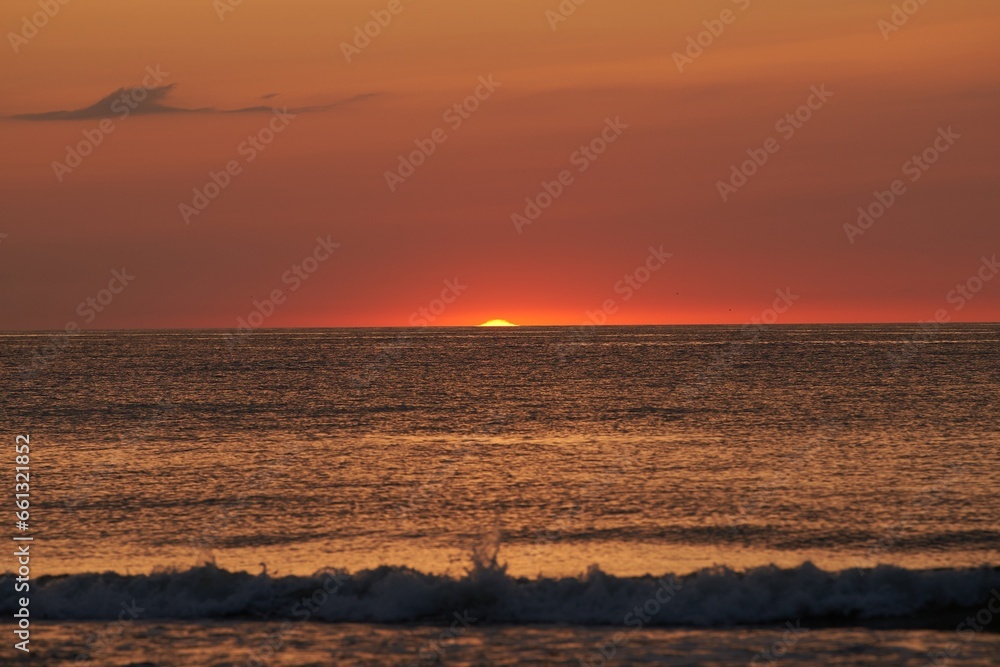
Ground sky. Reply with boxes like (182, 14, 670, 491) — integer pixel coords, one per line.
(1, 0, 998, 329)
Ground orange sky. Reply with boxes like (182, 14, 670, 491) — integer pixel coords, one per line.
(1, 0, 998, 328)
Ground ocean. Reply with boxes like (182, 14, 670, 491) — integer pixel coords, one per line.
(1, 325, 998, 665)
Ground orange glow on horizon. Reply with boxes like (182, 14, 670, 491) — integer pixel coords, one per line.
(1, 0, 998, 330)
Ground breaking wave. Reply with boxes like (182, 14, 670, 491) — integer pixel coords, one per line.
(4, 557, 999, 626)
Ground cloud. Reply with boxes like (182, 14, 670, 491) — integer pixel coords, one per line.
(11, 86, 377, 121)
(14, 84, 195, 120)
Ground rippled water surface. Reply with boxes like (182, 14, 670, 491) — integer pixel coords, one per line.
(5, 623, 999, 666)
(3, 325, 997, 577)
(1, 325, 998, 664)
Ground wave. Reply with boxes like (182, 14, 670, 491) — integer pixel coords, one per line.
(5, 557, 999, 626)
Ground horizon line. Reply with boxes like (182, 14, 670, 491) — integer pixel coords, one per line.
(2, 321, 998, 334)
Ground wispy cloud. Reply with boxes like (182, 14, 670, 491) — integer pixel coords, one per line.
(11, 86, 377, 121)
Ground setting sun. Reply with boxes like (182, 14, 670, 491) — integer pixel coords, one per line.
(478, 319, 517, 327)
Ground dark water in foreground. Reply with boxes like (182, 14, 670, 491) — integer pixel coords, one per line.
(1, 325, 998, 664)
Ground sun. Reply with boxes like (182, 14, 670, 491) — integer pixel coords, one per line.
(478, 319, 518, 327)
